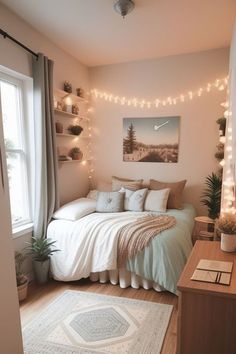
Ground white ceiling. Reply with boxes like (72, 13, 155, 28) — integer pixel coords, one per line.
(1, 0, 236, 67)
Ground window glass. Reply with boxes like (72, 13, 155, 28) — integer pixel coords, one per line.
(0, 76, 31, 227)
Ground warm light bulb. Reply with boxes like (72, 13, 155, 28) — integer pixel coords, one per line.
(198, 89, 203, 97)
(206, 84, 211, 92)
(219, 159, 225, 167)
(188, 91, 193, 99)
(218, 85, 225, 91)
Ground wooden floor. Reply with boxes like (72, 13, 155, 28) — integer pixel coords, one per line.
(20, 279, 178, 354)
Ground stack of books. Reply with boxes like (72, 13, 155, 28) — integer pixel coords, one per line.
(191, 259, 233, 286)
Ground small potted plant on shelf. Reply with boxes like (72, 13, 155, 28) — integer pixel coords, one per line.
(216, 213, 236, 252)
(25, 237, 60, 284)
(72, 104, 79, 115)
(76, 87, 84, 98)
(63, 81, 72, 93)
(15, 251, 29, 302)
(68, 124, 83, 136)
(69, 147, 83, 160)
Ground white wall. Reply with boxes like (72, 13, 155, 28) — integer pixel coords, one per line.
(90, 48, 229, 214)
(0, 3, 90, 205)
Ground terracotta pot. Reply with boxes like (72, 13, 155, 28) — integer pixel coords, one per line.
(221, 233, 236, 252)
(72, 151, 83, 160)
(17, 278, 28, 302)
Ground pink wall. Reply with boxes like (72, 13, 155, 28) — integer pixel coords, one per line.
(0, 3, 90, 205)
(90, 48, 229, 214)
(0, 3, 91, 277)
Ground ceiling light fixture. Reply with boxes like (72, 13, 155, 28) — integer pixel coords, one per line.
(114, 0, 135, 18)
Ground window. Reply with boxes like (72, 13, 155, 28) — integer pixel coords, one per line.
(0, 72, 31, 228)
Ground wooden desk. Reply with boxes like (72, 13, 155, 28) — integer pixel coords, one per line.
(177, 241, 236, 354)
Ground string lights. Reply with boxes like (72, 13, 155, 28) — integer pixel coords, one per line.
(91, 77, 228, 109)
(220, 95, 235, 215)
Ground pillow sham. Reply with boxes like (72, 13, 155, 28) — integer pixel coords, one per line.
(112, 175, 143, 191)
(96, 191, 124, 213)
(144, 188, 170, 212)
(121, 187, 148, 212)
(53, 198, 96, 221)
(149, 179, 186, 209)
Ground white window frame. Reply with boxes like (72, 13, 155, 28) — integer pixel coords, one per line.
(0, 67, 34, 235)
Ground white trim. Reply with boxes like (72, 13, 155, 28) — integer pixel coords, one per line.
(0, 67, 34, 228)
(12, 222, 33, 239)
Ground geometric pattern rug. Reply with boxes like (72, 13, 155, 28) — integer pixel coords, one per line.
(23, 290, 173, 354)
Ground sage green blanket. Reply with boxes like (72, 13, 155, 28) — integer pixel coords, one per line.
(126, 203, 196, 295)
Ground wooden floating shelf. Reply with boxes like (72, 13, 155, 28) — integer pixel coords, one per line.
(56, 133, 91, 138)
(58, 159, 92, 164)
(54, 88, 88, 103)
(54, 109, 89, 121)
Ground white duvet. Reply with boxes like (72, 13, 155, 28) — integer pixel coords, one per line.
(47, 211, 149, 281)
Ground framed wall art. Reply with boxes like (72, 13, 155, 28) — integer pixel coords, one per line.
(123, 116, 180, 163)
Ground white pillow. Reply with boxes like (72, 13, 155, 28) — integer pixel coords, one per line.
(53, 198, 96, 221)
(121, 188, 148, 212)
(144, 188, 170, 212)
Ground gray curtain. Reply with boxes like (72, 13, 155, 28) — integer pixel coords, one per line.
(32, 53, 59, 238)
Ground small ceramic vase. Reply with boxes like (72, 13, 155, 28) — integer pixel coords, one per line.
(221, 233, 236, 252)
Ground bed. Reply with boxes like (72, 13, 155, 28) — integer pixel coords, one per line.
(47, 203, 196, 295)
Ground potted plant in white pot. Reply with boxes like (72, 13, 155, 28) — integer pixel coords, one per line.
(216, 213, 236, 252)
(15, 251, 29, 301)
(25, 237, 59, 284)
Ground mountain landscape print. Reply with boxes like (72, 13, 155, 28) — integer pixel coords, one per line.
(123, 117, 180, 163)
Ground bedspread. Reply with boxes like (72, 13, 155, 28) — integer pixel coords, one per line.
(47, 203, 196, 294)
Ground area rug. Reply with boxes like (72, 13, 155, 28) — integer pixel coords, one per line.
(23, 290, 173, 354)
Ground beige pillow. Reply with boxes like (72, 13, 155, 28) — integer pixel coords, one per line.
(87, 190, 98, 200)
(149, 179, 187, 209)
(112, 176, 143, 191)
(144, 188, 170, 212)
(97, 180, 112, 192)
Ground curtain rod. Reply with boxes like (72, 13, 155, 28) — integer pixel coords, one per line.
(0, 28, 38, 59)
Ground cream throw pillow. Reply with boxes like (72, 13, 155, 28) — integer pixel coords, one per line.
(53, 198, 96, 221)
(121, 188, 148, 212)
(112, 176, 143, 191)
(144, 189, 170, 212)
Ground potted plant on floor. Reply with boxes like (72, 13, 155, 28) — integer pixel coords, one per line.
(201, 173, 222, 220)
(25, 237, 60, 284)
(15, 251, 29, 301)
(216, 214, 236, 252)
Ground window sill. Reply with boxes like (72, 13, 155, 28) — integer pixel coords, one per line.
(12, 223, 34, 239)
